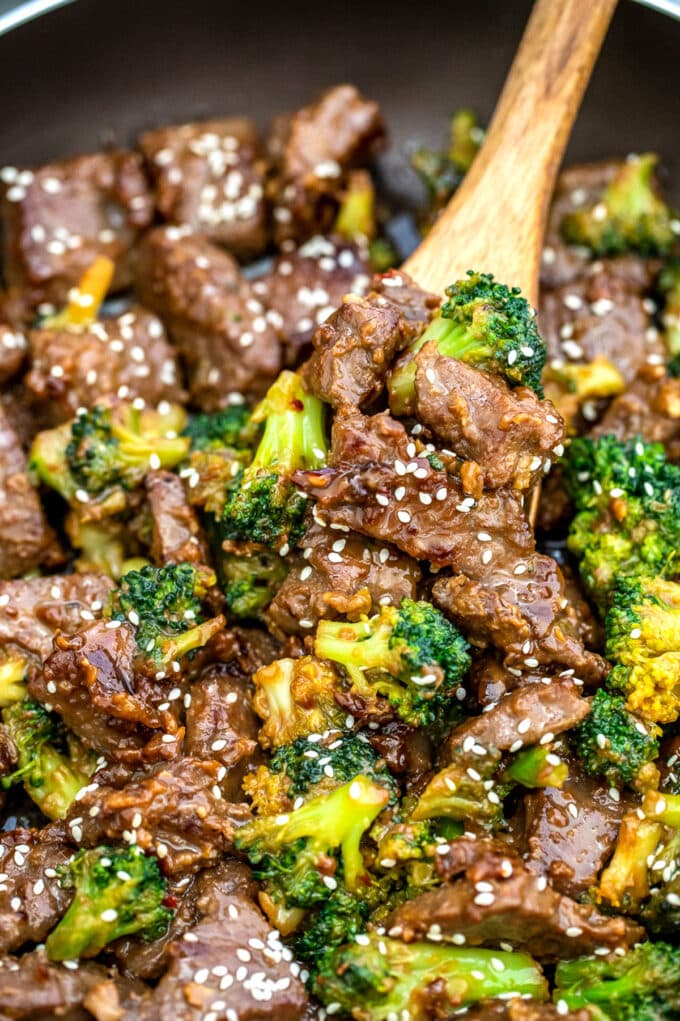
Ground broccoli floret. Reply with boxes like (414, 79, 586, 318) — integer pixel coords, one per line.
(268, 733, 398, 803)
(220, 550, 288, 620)
(554, 941, 680, 1020)
(296, 887, 371, 971)
(334, 169, 376, 242)
(313, 935, 547, 1020)
(388, 271, 546, 415)
(571, 688, 660, 787)
(30, 403, 189, 504)
(410, 745, 502, 827)
(107, 563, 224, 672)
(42, 255, 114, 331)
(0, 651, 29, 708)
(449, 108, 485, 174)
(235, 776, 390, 931)
(315, 598, 470, 729)
(562, 435, 680, 609)
(658, 257, 680, 358)
(1, 698, 93, 820)
(561, 154, 676, 257)
(251, 656, 346, 749)
(503, 743, 569, 789)
(543, 356, 625, 432)
(220, 371, 327, 553)
(640, 827, 680, 936)
(412, 109, 484, 218)
(605, 576, 680, 725)
(598, 812, 664, 910)
(45, 844, 172, 961)
(182, 405, 260, 452)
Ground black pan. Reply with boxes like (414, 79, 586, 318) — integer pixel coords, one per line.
(1, 0, 680, 212)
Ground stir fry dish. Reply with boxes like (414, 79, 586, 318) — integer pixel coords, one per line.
(0, 83, 679, 1020)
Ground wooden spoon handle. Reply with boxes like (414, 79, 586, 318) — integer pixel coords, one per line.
(403, 0, 617, 305)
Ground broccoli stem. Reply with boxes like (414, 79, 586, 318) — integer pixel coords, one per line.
(643, 790, 680, 828)
(46, 255, 115, 330)
(598, 813, 662, 908)
(157, 615, 225, 669)
(503, 745, 568, 789)
(314, 615, 402, 688)
(248, 371, 327, 476)
(0, 655, 28, 708)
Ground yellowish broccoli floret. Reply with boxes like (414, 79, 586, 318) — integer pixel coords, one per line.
(251, 656, 345, 749)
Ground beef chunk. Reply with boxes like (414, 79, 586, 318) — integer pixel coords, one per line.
(70, 757, 250, 874)
(0, 573, 113, 665)
(0, 407, 59, 578)
(135, 227, 281, 407)
(523, 771, 629, 899)
(253, 235, 371, 365)
(294, 408, 535, 569)
(268, 84, 385, 246)
(443, 677, 590, 761)
(0, 385, 40, 451)
(145, 471, 210, 567)
(139, 117, 268, 259)
(591, 362, 680, 460)
(137, 879, 308, 1020)
(0, 950, 114, 1020)
(389, 837, 644, 961)
(184, 667, 261, 801)
(113, 859, 257, 981)
(301, 272, 437, 409)
(413, 343, 564, 490)
(0, 323, 27, 384)
(25, 306, 184, 423)
(464, 1003, 591, 1021)
(266, 521, 421, 637)
(34, 620, 190, 764)
(370, 270, 441, 340)
(1, 152, 153, 312)
(540, 261, 665, 385)
(541, 160, 658, 290)
(0, 827, 73, 955)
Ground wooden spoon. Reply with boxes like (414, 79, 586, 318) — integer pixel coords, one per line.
(403, 0, 618, 308)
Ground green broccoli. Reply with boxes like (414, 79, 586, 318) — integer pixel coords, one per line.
(45, 844, 172, 961)
(562, 435, 680, 610)
(561, 153, 676, 257)
(502, 743, 569, 789)
(182, 404, 261, 452)
(553, 941, 680, 1020)
(605, 576, 680, 725)
(313, 935, 547, 1020)
(268, 733, 398, 803)
(410, 745, 502, 827)
(412, 109, 484, 218)
(0, 651, 29, 708)
(658, 257, 680, 357)
(219, 550, 288, 620)
(388, 271, 546, 416)
(315, 598, 471, 729)
(107, 563, 224, 672)
(235, 776, 390, 932)
(640, 826, 680, 937)
(571, 688, 660, 787)
(251, 656, 346, 750)
(334, 169, 376, 242)
(295, 887, 371, 971)
(30, 403, 189, 505)
(597, 812, 663, 911)
(220, 371, 328, 553)
(1, 698, 93, 820)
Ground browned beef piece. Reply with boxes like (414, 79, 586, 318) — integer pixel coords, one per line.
(523, 771, 630, 899)
(389, 836, 644, 960)
(137, 877, 308, 1020)
(0, 385, 40, 451)
(413, 343, 565, 490)
(0, 573, 113, 665)
(25, 307, 185, 423)
(591, 362, 680, 459)
(367, 721, 432, 780)
(184, 667, 262, 801)
(135, 227, 281, 407)
(0, 827, 73, 955)
(302, 271, 437, 409)
(540, 261, 665, 385)
(253, 236, 371, 365)
(370, 270, 442, 341)
(0, 725, 16, 777)
(33, 621, 189, 764)
(113, 858, 257, 981)
(0, 323, 27, 384)
(0, 407, 60, 579)
(145, 471, 210, 566)
(465, 1003, 590, 1021)
(432, 560, 607, 683)
(266, 521, 421, 637)
(1, 152, 153, 313)
(540, 160, 659, 290)
(294, 408, 535, 569)
(268, 84, 385, 246)
(70, 757, 250, 874)
(139, 117, 268, 260)
(442, 677, 590, 761)
(0, 950, 113, 1020)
